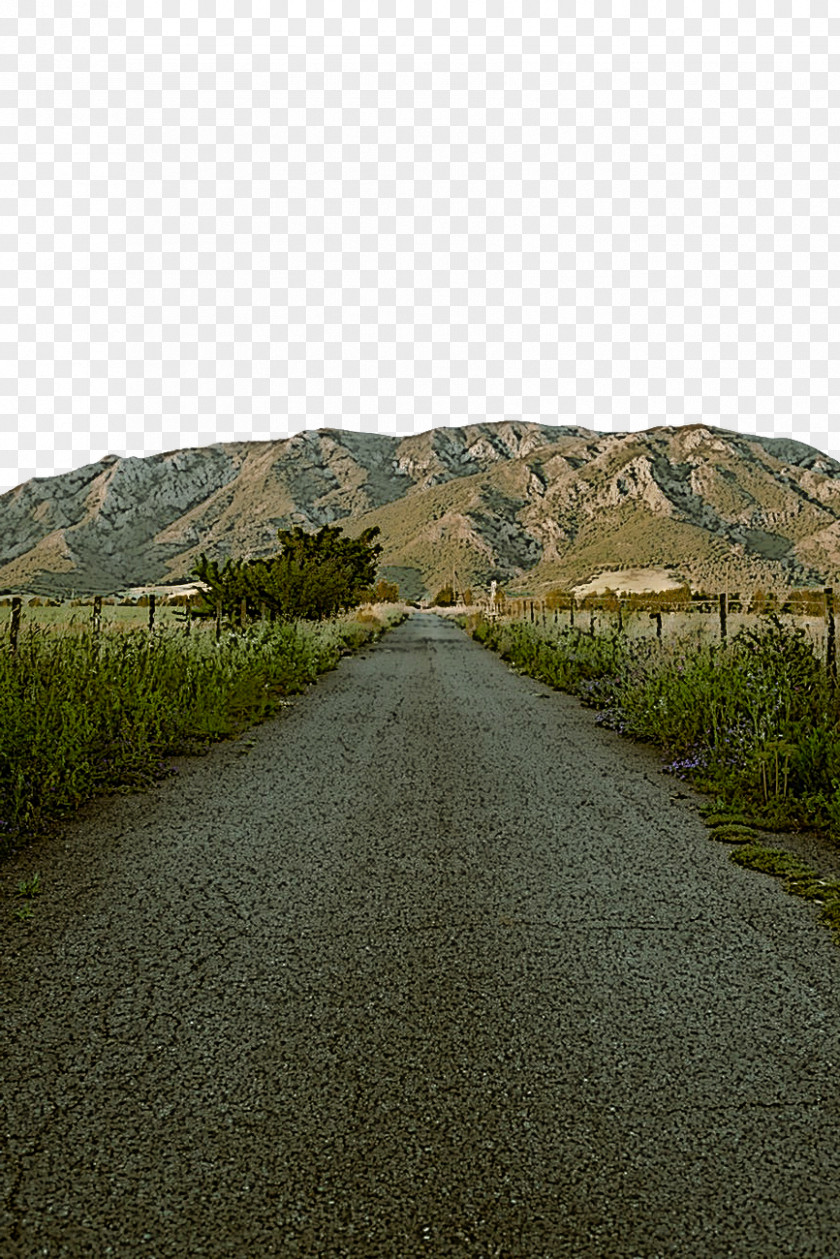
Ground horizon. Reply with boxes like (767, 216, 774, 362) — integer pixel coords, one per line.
(3, 416, 836, 498)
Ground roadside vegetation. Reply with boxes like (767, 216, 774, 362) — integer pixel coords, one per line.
(0, 604, 404, 859)
(1, 524, 405, 861)
(460, 609, 840, 938)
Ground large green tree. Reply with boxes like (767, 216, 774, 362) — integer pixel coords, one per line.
(192, 524, 383, 622)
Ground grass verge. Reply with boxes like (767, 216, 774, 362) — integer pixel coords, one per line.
(731, 844, 840, 940)
(1, 603, 407, 859)
(459, 609, 840, 940)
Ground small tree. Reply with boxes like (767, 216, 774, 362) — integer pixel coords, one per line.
(193, 524, 383, 623)
(359, 577, 400, 603)
(432, 584, 456, 607)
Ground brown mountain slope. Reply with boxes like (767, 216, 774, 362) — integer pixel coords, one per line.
(2, 421, 840, 599)
(344, 424, 840, 597)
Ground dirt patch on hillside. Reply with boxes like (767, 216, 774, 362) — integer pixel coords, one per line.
(572, 566, 687, 596)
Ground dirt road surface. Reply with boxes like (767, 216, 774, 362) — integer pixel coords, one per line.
(3, 613, 840, 1258)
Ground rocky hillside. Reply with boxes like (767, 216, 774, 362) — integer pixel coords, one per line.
(3, 421, 840, 600)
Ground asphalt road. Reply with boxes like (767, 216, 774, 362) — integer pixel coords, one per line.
(3, 612, 840, 1258)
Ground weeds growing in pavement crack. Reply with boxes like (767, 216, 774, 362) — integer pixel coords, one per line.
(15, 871, 41, 898)
(11, 870, 41, 921)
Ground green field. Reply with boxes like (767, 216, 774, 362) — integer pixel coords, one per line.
(0, 599, 189, 636)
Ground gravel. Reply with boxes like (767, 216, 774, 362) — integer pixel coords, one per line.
(3, 612, 840, 1258)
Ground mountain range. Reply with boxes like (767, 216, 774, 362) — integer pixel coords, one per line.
(3, 421, 840, 600)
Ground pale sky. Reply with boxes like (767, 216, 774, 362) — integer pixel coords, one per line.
(3, 10, 837, 496)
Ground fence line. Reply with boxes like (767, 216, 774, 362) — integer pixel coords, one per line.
(5, 584, 840, 675)
(1, 587, 326, 648)
(474, 586, 839, 676)
(485, 587, 835, 618)
(2, 588, 202, 650)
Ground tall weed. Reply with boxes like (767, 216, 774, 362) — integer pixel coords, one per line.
(0, 606, 404, 855)
(465, 612, 840, 836)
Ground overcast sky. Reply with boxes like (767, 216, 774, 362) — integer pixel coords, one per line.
(3, 10, 837, 496)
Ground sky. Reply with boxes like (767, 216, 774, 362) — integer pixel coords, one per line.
(2, 9, 838, 498)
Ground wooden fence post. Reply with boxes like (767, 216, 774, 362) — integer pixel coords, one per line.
(10, 596, 21, 652)
(215, 601, 222, 642)
(148, 592, 156, 634)
(719, 592, 727, 641)
(92, 595, 102, 637)
(240, 596, 247, 630)
(826, 587, 836, 682)
(617, 599, 623, 634)
(569, 595, 575, 628)
(651, 611, 662, 640)
(529, 600, 534, 624)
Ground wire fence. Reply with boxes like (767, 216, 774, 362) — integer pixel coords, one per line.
(472, 586, 838, 679)
(0, 588, 216, 650)
(4, 582, 840, 677)
(0, 586, 401, 652)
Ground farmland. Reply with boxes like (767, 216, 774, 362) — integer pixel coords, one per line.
(481, 582, 838, 654)
(0, 597, 189, 634)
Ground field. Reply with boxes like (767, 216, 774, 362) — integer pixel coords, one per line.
(0, 601, 407, 859)
(0, 600, 189, 635)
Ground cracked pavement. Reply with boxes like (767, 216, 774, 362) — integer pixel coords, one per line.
(3, 612, 840, 1257)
